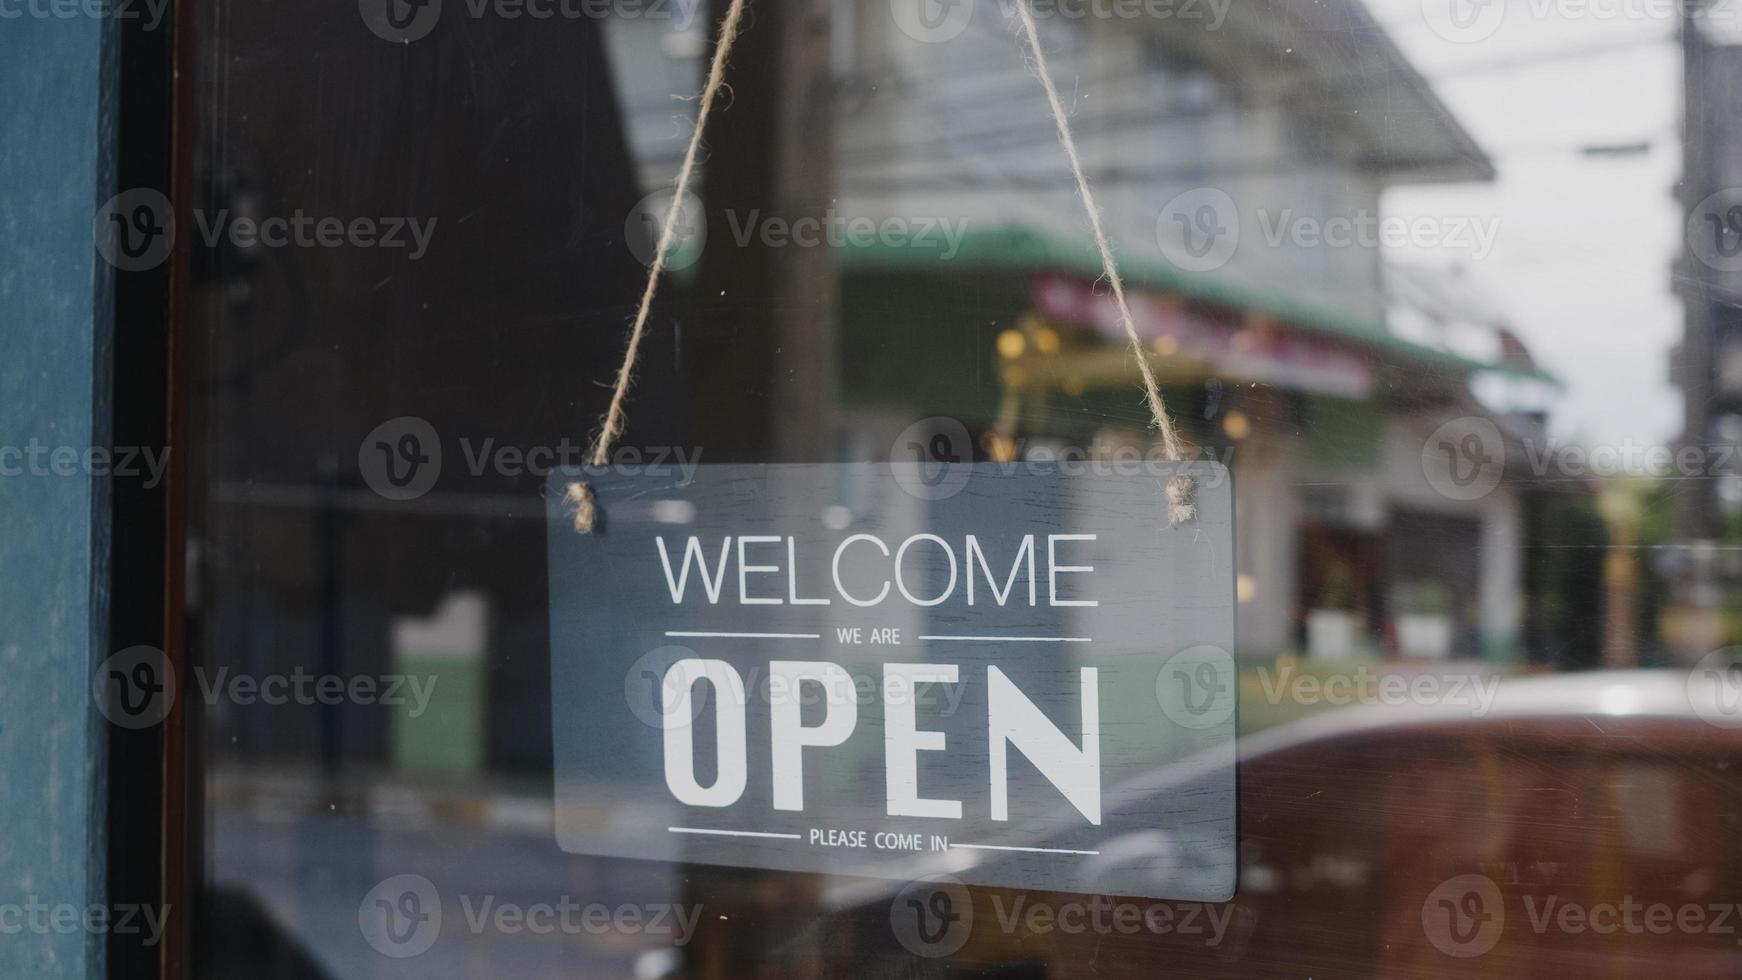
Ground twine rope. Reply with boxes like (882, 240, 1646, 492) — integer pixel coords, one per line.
(569, 0, 1196, 532)
(566, 0, 750, 532)
(1010, 0, 1196, 523)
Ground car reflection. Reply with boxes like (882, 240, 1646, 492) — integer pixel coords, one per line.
(806, 669, 1742, 979)
(202, 669, 1742, 978)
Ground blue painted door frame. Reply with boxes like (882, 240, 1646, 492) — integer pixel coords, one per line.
(0, 12, 120, 978)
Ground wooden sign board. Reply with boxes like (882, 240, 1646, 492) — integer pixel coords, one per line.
(546, 462, 1236, 902)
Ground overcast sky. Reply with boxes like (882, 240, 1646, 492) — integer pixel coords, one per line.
(1370, 0, 1685, 450)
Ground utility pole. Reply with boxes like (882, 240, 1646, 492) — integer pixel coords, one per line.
(1666, 4, 1742, 660)
(691, 0, 839, 464)
(682, 2, 838, 977)
(1679, 5, 1720, 542)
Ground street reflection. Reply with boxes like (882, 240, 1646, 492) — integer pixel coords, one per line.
(185, 0, 1740, 976)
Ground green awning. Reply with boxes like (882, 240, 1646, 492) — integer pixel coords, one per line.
(835, 224, 1559, 386)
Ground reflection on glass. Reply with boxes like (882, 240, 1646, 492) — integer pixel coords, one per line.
(183, 0, 1742, 977)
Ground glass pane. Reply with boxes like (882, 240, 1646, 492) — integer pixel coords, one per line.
(179, 1, 1742, 977)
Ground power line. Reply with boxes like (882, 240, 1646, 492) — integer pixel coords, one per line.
(832, 33, 1678, 172)
(1425, 32, 1676, 81)
(623, 22, 1680, 188)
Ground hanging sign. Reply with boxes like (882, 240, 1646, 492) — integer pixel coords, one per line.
(545, 461, 1236, 902)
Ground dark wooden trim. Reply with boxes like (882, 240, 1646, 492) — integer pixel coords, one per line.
(107, 1, 189, 977)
